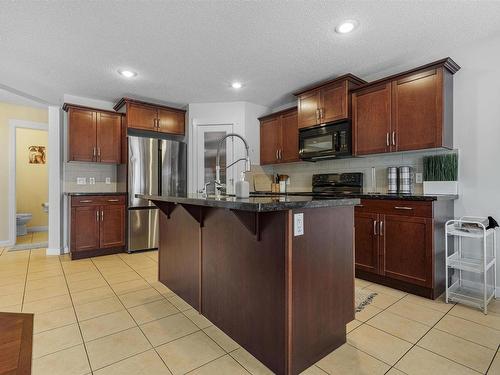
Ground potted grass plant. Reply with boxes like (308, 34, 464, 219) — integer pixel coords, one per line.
(423, 152, 458, 195)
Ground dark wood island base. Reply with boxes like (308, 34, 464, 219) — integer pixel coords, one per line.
(150, 196, 356, 375)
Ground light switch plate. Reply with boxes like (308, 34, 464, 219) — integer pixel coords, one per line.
(105, 177, 111, 184)
(89, 177, 95, 185)
(415, 173, 423, 183)
(76, 177, 86, 185)
(294, 213, 304, 236)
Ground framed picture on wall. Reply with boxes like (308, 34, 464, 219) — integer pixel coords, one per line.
(28, 146, 46, 164)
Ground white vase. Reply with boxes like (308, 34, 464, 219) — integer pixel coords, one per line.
(423, 181, 458, 195)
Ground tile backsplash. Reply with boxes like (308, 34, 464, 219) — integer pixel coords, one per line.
(64, 162, 120, 193)
(251, 149, 456, 193)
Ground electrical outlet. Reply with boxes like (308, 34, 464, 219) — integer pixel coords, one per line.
(294, 213, 304, 236)
(415, 173, 423, 183)
(76, 177, 86, 185)
(89, 177, 95, 185)
(105, 177, 111, 184)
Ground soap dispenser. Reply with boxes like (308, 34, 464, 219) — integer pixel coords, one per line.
(235, 172, 250, 198)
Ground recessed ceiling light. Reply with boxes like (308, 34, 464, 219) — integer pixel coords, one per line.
(231, 81, 243, 89)
(118, 69, 137, 78)
(335, 20, 358, 34)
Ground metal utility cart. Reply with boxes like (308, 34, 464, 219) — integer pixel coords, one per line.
(445, 216, 497, 314)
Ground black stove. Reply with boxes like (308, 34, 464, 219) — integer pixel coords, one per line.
(312, 173, 363, 195)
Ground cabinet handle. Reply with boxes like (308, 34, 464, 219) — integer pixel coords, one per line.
(107, 199, 119, 202)
(394, 206, 413, 210)
(93, 147, 97, 160)
(373, 220, 378, 236)
(96, 210, 99, 221)
(97, 147, 101, 157)
(279, 149, 282, 160)
(320, 108, 324, 119)
(386, 133, 390, 147)
(379, 220, 384, 236)
(316, 109, 320, 121)
(275, 150, 279, 160)
(80, 200, 93, 203)
(392, 131, 396, 146)
(101, 210, 104, 221)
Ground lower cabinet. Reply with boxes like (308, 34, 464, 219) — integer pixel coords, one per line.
(70, 195, 126, 259)
(355, 199, 452, 299)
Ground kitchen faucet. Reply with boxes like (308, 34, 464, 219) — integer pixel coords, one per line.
(214, 133, 251, 196)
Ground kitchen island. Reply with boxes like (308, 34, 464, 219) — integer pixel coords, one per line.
(139, 194, 359, 375)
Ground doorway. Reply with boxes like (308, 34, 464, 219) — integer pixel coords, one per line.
(194, 124, 235, 195)
(9, 120, 49, 250)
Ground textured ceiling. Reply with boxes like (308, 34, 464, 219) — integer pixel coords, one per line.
(1, 1, 500, 109)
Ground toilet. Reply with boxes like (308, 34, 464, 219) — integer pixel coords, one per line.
(16, 213, 32, 236)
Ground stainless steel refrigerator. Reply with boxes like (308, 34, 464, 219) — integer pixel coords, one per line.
(127, 136, 187, 252)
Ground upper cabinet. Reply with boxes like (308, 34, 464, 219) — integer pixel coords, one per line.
(352, 58, 460, 156)
(114, 98, 186, 135)
(64, 104, 122, 164)
(294, 74, 366, 129)
(259, 107, 299, 165)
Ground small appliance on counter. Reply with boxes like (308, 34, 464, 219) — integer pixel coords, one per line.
(398, 166, 414, 194)
(387, 166, 414, 194)
(387, 167, 398, 194)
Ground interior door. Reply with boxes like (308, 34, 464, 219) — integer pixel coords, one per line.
(71, 206, 100, 252)
(280, 110, 299, 163)
(382, 214, 433, 287)
(68, 107, 96, 162)
(260, 117, 281, 165)
(354, 212, 380, 274)
(352, 83, 392, 155)
(320, 81, 347, 124)
(158, 108, 185, 135)
(97, 112, 122, 163)
(297, 90, 320, 129)
(392, 68, 442, 151)
(195, 125, 234, 195)
(99, 204, 125, 249)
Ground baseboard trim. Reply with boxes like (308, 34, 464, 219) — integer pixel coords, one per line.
(46, 247, 62, 256)
(0, 239, 15, 247)
(27, 226, 48, 233)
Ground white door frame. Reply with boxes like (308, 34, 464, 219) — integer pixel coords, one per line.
(190, 121, 236, 194)
(8, 119, 48, 246)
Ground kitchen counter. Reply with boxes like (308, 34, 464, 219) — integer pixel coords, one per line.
(251, 191, 458, 201)
(65, 192, 127, 196)
(136, 193, 359, 212)
(143, 193, 356, 374)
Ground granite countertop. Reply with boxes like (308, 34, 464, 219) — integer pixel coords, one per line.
(137, 194, 360, 212)
(251, 192, 458, 201)
(65, 192, 127, 196)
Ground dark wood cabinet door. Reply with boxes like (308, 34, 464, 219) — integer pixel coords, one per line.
(355, 212, 380, 274)
(320, 81, 347, 124)
(99, 204, 125, 249)
(97, 112, 121, 164)
(71, 206, 100, 252)
(382, 214, 433, 287)
(392, 68, 443, 151)
(297, 90, 320, 129)
(260, 117, 280, 165)
(68, 108, 96, 162)
(280, 110, 299, 162)
(126, 103, 158, 131)
(352, 83, 392, 155)
(158, 108, 185, 135)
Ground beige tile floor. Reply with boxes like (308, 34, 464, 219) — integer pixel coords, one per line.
(15, 231, 49, 245)
(0, 247, 498, 375)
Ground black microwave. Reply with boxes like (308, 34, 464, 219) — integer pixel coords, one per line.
(299, 121, 352, 161)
